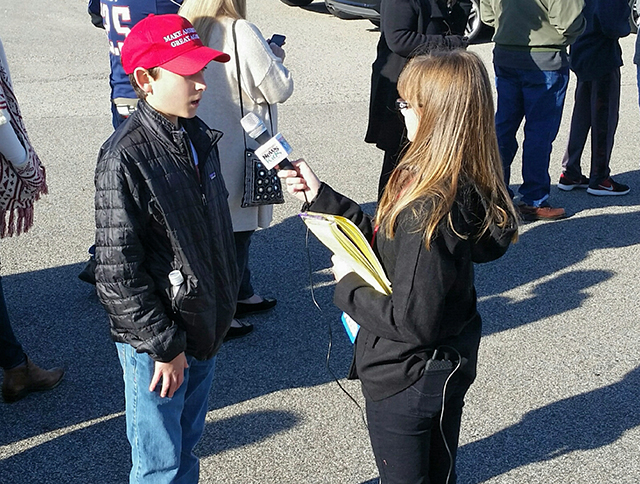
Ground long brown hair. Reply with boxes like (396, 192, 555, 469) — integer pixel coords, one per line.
(377, 50, 517, 247)
(179, 0, 246, 44)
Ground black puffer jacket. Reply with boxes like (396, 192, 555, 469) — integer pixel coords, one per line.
(95, 100, 239, 362)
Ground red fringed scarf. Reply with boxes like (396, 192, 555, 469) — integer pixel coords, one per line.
(0, 58, 47, 238)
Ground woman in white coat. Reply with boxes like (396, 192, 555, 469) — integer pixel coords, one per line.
(179, 0, 293, 339)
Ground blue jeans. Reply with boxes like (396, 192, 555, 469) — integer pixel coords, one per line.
(111, 101, 127, 130)
(116, 343, 216, 484)
(0, 277, 26, 370)
(495, 65, 569, 206)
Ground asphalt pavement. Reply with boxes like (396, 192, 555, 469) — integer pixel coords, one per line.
(1, 1, 640, 483)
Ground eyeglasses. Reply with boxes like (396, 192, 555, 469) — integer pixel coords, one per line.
(395, 98, 410, 111)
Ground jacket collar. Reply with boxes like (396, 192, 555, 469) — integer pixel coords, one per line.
(136, 100, 223, 155)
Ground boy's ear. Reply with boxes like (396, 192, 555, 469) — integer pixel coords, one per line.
(133, 67, 154, 94)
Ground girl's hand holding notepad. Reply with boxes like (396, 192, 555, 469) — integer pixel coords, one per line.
(278, 158, 321, 202)
(331, 255, 354, 282)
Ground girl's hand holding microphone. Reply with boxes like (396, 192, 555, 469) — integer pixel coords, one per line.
(277, 159, 321, 203)
(278, 161, 355, 282)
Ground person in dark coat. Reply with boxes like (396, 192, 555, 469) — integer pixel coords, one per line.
(558, 0, 632, 196)
(365, 0, 468, 199)
(281, 50, 518, 484)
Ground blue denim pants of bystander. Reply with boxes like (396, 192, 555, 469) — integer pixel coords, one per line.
(494, 64, 569, 206)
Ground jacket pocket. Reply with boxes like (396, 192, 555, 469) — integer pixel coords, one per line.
(170, 283, 187, 313)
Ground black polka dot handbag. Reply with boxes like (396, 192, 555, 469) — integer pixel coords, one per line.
(240, 148, 284, 208)
(233, 20, 285, 208)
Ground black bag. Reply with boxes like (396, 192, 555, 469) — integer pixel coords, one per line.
(233, 21, 285, 208)
(241, 149, 284, 207)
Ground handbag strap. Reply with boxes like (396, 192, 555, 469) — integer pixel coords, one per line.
(232, 20, 274, 151)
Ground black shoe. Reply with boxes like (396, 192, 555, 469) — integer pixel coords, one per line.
(235, 298, 277, 318)
(78, 258, 97, 285)
(558, 173, 589, 191)
(586, 177, 630, 196)
(224, 321, 254, 342)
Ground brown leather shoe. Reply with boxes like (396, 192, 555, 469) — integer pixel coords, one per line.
(517, 203, 566, 221)
(2, 357, 64, 403)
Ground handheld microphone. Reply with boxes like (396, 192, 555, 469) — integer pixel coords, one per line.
(240, 113, 294, 171)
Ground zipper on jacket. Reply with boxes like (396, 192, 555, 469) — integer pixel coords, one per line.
(179, 129, 208, 208)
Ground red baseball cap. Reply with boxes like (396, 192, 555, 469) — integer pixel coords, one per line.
(121, 14, 230, 76)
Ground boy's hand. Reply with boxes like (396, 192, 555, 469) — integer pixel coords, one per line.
(150, 352, 189, 398)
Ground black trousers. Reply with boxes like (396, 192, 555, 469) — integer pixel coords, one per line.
(233, 230, 255, 301)
(365, 373, 470, 484)
(561, 69, 621, 187)
(0, 277, 26, 370)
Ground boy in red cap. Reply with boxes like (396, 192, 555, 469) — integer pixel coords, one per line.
(93, 14, 238, 483)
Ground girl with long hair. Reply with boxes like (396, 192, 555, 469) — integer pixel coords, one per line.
(179, 0, 293, 338)
(280, 50, 518, 483)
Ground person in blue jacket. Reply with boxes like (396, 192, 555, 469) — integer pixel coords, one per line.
(88, 0, 183, 130)
(558, 0, 632, 196)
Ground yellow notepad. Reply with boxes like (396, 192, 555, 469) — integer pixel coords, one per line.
(299, 212, 392, 295)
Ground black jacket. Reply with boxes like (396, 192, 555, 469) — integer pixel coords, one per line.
(365, 0, 468, 152)
(308, 183, 516, 401)
(94, 100, 239, 362)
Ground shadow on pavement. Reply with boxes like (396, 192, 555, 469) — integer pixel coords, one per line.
(458, 365, 640, 483)
(0, 214, 348, 482)
(0, 409, 298, 484)
(1, 175, 639, 481)
(477, 169, 640, 336)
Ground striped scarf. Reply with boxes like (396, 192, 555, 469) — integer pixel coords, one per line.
(0, 58, 47, 237)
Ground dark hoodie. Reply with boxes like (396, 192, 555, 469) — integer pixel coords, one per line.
(307, 182, 517, 401)
(569, 0, 631, 82)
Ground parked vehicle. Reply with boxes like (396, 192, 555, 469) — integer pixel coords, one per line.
(280, 0, 314, 6)
(280, 0, 640, 41)
(322, 0, 490, 42)
(324, 0, 380, 23)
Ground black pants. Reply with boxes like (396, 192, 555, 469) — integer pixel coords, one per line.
(561, 69, 621, 187)
(378, 149, 401, 201)
(365, 374, 469, 484)
(233, 230, 255, 301)
(0, 277, 26, 370)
